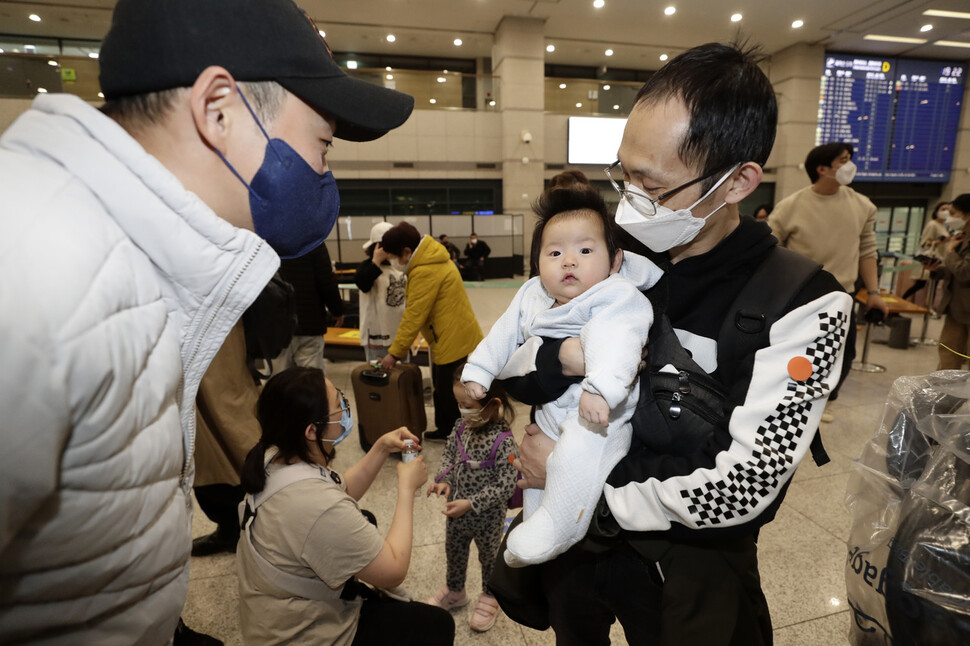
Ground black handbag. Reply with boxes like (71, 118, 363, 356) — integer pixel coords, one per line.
(486, 511, 550, 631)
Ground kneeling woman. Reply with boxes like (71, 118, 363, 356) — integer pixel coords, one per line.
(236, 367, 455, 645)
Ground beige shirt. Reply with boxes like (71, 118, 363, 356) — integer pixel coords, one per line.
(769, 185, 878, 292)
(237, 465, 384, 646)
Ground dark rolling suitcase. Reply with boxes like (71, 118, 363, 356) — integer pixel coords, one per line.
(351, 363, 427, 451)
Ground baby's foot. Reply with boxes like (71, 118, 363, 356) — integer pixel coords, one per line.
(504, 506, 565, 565)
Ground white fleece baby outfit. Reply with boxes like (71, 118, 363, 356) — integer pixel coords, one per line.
(462, 251, 661, 565)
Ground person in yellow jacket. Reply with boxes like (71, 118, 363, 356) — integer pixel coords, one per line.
(379, 221, 484, 440)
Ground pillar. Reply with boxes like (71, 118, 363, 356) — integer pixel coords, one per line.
(493, 16, 545, 272)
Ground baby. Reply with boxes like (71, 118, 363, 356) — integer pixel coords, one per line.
(462, 185, 660, 565)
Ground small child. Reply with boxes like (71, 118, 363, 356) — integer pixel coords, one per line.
(462, 185, 661, 566)
(426, 367, 519, 632)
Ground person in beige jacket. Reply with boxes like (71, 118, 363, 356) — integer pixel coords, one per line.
(192, 322, 262, 557)
(379, 222, 484, 441)
(769, 142, 890, 409)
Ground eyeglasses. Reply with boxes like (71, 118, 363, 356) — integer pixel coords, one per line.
(604, 161, 725, 217)
(316, 389, 351, 426)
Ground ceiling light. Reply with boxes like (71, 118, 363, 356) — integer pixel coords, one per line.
(386, 66, 392, 71)
(937, 40, 970, 48)
(47, 60, 57, 66)
(792, 20, 804, 29)
(454, 38, 462, 46)
(605, 48, 614, 56)
(386, 34, 396, 42)
(864, 34, 927, 44)
(603, 84, 611, 90)
(0, 49, 4, 54)
(559, 83, 567, 89)
(546, 44, 556, 53)
(443, 69, 448, 73)
(731, 13, 742, 22)
(98, 92, 104, 98)
(28, 14, 41, 22)
(665, 6, 676, 16)
(576, 102, 583, 108)
(429, 98, 437, 104)
(437, 76, 446, 83)
(613, 104, 620, 110)
(318, 30, 326, 38)
(920, 24, 933, 32)
(88, 52, 99, 59)
(593, 0, 605, 8)
(346, 60, 358, 69)
(386, 74, 393, 80)
(923, 9, 970, 19)
(660, 53, 669, 61)
(36, 87, 47, 93)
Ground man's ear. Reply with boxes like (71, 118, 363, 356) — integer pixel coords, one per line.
(189, 66, 240, 154)
(723, 162, 764, 205)
(610, 248, 623, 274)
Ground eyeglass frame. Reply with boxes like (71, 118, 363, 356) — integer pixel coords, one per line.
(604, 160, 727, 217)
(315, 388, 351, 426)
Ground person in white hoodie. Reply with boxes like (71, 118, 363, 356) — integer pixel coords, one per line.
(462, 185, 661, 566)
(0, 1, 413, 644)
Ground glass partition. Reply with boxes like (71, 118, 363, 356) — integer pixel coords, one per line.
(545, 78, 641, 116)
(326, 214, 524, 277)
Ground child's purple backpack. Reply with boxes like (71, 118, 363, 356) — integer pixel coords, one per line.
(435, 422, 523, 509)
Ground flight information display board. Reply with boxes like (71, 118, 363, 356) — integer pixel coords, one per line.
(816, 54, 965, 182)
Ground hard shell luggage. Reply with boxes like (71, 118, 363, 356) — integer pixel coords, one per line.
(351, 363, 427, 451)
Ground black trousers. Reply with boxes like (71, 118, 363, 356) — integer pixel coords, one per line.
(541, 537, 772, 646)
(431, 356, 465, 435)
(541, 542, 663, 646)
(194, 483, 244, 534)
(351, 595, 455, 646)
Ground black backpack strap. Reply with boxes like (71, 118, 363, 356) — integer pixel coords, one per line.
(716, 246, 831, 466)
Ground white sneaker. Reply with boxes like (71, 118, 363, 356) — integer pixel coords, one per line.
(427, 585, 468, 610)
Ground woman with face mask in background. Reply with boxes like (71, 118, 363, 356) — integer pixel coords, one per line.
(236, 367, 455, 646)
(936, 194, 970, 370)
(378, 221, 484, 442)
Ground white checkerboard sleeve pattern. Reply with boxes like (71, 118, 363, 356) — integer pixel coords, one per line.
(680, 311, 848, 526)
(603, 290, 853, 533)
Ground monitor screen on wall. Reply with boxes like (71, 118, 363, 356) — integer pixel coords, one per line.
(816, 53, 966, 182)
(567, 116, 627, 165)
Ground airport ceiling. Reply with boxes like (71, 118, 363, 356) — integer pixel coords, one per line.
(2, 0, 970, 68)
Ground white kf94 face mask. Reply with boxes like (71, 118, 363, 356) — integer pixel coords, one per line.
(614, 164, 740, 253)
(835, 160, 857, 186)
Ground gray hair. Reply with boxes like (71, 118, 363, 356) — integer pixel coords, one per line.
(101, 80, 286, 132)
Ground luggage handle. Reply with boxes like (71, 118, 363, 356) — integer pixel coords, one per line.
(360, 368, 390, 386)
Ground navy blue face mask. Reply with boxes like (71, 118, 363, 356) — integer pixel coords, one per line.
(216, 89, 340, 259)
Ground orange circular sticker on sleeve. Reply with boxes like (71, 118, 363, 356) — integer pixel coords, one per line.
(787, 356, 813, 382)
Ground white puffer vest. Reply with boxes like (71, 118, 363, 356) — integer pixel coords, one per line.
(0, 94, 278, 644)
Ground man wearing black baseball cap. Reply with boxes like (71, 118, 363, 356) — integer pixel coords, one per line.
(0, 1, 413, 644)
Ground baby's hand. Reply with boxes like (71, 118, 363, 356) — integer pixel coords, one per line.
(579, 391, 611, 428)
(443, 499, 473, 518)
(427, 482, 450, 498)
(464, 381, 488, 400)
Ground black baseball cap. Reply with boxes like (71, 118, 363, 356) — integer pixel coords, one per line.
(98, 0, 414, 142)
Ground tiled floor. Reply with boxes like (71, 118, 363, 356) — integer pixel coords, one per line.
(182, 282, 951, 645)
